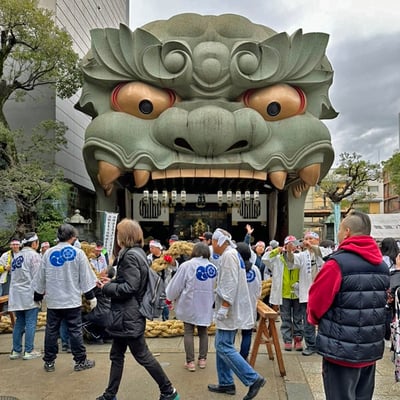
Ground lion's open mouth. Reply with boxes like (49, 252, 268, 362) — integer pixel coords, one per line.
(96, 161, 321, 199)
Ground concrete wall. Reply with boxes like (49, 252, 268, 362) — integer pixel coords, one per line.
(53, 0, 129, 190)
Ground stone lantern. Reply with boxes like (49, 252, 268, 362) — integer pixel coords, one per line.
(64, 209, 92, 240)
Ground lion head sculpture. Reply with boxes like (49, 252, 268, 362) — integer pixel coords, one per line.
(76, 13, 337, 240)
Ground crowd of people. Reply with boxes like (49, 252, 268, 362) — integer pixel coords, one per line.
(0, 210, 399, 399)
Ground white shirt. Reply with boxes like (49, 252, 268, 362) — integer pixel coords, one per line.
(214, 246, 255, 330)
(166, 256, 217, 326)
(8, 247, 41, 311)
(246, 265, 262, 323)
(32, 242, 97, 309)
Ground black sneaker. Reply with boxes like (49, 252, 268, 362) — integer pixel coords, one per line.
(159, 388, 180, 400)
(44, 361, 55, 372)
(243, 376, 266, 400)
(74, 358, 95, 371)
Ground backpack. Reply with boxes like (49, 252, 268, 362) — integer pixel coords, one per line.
(139, 264, 166, 320)
(124, 247, 166, 320)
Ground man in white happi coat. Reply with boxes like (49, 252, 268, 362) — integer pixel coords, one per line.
(33, 223, 98, 372)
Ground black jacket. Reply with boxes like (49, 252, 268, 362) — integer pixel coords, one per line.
(102, 246, 147, 338)
(317, 251, 389, 363)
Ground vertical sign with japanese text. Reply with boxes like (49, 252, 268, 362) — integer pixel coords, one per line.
(103, 212, 118, 259)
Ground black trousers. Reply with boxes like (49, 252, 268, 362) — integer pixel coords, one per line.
(322, 358, 376, 400)
(44, 307, 87, 363)
(104, 335, 173, 398)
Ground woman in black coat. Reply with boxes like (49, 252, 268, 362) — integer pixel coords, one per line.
(96, 218, 179, 400)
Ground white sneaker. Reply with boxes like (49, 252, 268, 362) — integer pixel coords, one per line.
(23, 350, 42, 360)
(9, 350, 23, 360)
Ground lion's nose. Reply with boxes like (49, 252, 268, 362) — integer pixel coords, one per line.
(184, 106, 245, 156)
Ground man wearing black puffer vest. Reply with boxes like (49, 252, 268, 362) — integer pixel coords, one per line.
(308, 210, 390, 400)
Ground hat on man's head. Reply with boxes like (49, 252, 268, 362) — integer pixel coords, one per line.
(199, 232, 212, 241)
(40, 241, 50, 249)
(149, 240, 163, 249)
(255, 241, 266, 248)
(169, 234, 179, 242)
(10, 238, 21, 246)
(269, 240, 279, 249)
(284, 235, 298, 245)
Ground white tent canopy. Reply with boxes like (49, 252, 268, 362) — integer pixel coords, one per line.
(368, 214, 400, 241)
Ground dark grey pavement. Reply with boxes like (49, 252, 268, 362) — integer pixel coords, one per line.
(0, 325, 398, 400)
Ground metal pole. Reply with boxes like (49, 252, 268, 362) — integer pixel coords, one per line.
(333, 202, 341, 245)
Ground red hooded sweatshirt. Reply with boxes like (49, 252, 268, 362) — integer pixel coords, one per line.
(307, 235, 384, 367)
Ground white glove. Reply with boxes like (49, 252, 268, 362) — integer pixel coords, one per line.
(88, 298, 97, 311)
(216, 306, 229, 321)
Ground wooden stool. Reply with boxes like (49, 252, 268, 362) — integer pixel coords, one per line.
(249, 299, 286, 377)
(0, 295, 15, 328)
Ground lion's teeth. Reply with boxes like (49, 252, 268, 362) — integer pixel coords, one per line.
(133, 170, 150, 188)
(298, 163, 321, 186)
(269, 171, 287, 190)
(97, 161, 121, 186)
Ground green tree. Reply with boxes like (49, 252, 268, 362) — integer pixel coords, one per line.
(0, 0, 81, 240)
(0, 121, 70, 241)
(382, 151, 400, 196)
(320, 152, 381, 209)
(319, 152, 381, 242)
(0, 0, 81, 129)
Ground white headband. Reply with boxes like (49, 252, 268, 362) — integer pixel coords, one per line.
(21, 234, 39, 245)
(212, 229, 236, 248)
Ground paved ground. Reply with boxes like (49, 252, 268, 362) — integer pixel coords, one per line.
(0, 323, 398, 400)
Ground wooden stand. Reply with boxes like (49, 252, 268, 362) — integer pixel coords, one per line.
(0, 295, 15, 327)
(249, 300, 286, 377)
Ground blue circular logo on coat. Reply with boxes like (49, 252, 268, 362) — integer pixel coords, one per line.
(246, 269, 256, 283)
(11, 255, 24, 271)
(49, 246, 77, 267)
(196, 264, 217, 281)
(196, 266, 208, 281)
(61, 246, 76, 261)
(206, 264, 217, 278)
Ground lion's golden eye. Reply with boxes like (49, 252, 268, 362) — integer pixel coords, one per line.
(111, 82, 178, 119)
(240, 84, 307, 121)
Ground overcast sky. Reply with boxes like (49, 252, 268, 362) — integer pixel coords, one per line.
(129, 0, 400, 165)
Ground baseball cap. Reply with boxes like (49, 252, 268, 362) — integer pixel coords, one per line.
(169, 234, 179, 242)
(199, 232, 213, 241)
(284, 235, 298, 245)
(149, 240, 163, 249)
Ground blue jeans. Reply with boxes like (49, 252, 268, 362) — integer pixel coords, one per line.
(215, 329, 260, 386)
(239, 329, 253, 360)
(13, 307, 39, 353)
(162, 304, 169, 321)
